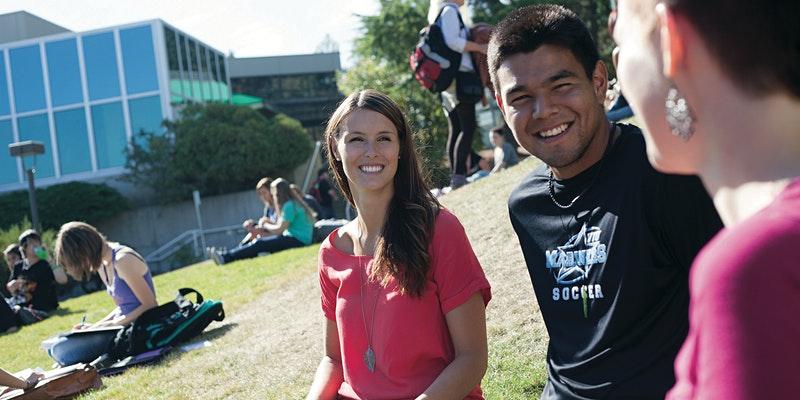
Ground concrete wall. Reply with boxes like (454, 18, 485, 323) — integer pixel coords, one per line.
(95, 156, 320, 257)
(95, 188, 263, 257)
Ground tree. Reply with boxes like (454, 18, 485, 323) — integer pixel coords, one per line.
(125, 103, 313, 203)
(342, 0, 450, 186)
(341, 0, 616, 187)
(316, 34, 340, 53)
(471, 0, 615, 75)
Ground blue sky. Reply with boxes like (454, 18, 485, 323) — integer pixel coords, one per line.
(0, 0, 380, 67)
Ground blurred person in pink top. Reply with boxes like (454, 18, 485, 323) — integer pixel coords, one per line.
(306, 90, 492, 400)
(611, 0, 800, 398)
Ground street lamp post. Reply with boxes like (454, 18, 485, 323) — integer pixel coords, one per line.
(9, 141, 45, 231)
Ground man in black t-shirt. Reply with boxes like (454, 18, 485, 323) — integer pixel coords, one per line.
(9, 230, 65, 312)
(488, 6, 723, 399)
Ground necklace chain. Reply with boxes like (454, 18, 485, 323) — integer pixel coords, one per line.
(356, 227, 379, 373)
(359, 258, 380, 373)
(548, 125, 618, 209)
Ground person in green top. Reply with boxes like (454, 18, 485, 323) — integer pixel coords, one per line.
(210, 178, 317, 265)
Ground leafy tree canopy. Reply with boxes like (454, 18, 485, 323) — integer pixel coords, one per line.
(125, 103, 313, 203)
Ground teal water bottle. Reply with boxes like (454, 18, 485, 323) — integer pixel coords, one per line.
(34, 246, 48, 259)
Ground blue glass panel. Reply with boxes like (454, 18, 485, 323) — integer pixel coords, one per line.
(120, 25, 159, 94)
(46, 38, 84, 107)
(83, 32, 120, 100)
(0, 56, 9, 116)
(129, 95, 164, 138)
(10, 45, 46, 113)
(0, 120, 18, 184)
(54, 108, 92, 174)
(17, 114, 54, 178)
(91, 102, 127, 168)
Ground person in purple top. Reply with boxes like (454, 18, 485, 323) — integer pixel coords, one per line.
(48, 222, 157, 366)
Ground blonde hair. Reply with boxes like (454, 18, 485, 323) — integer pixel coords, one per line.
(255, 177, 273, 191)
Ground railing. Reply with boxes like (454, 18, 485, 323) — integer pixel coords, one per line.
(145, 224, 245, 273)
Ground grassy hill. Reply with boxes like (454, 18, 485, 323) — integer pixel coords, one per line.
(0, 158, 548, 399)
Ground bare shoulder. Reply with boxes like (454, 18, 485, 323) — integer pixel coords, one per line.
(331, 221, 357, 256)
(115, 250, 149, 277)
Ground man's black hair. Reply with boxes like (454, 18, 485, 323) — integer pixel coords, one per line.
(18, 229, 41, 245)
(488, 4, 600, 90)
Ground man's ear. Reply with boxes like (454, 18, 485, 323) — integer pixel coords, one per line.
(657, 3, 685, 78)
(592, 60, 609, 104)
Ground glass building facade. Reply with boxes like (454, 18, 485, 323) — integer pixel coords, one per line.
(0, 19, 230, 192)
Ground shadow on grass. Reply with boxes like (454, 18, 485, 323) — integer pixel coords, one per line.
(196, 322, 238, 342)
(49, 306, 87, 318)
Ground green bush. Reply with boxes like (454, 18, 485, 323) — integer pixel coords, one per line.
(0, 218, 56, 271)
(125, 103, 313, 203)
(0, 182, 129, 232)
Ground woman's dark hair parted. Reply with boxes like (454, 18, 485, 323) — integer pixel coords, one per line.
(324, 89, 441, 297)
(487, 4, 600, 89)
(54, 221, 107, 281)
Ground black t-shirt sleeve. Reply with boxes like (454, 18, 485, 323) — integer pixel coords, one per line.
(647, 172, 724, 269)
(21, 262, 55, 284)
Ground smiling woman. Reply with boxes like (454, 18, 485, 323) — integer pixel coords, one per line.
(306, 90, 491, 399)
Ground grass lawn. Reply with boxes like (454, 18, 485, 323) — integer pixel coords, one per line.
(1, 158, 549, 399)
(0, 246, 318, 373)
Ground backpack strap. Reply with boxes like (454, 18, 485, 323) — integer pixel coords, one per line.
(177, 288, 204, 304)
(434, 3, 465, 30)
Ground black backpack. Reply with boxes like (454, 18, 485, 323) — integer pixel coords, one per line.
(409, 5, 464, 93)
(108, 288, 224, 360)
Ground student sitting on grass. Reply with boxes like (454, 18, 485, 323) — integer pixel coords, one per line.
(490, 126, 518, 173)
(6, 230, 67, 314)
(210, 178, 316, 265)
(307, 90, 491, 399)
(48, 222, 157, 366)
(2, 244, 23, 298)
(240, 177, 277, 245)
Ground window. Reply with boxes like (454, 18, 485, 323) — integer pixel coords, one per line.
(0, 120, 17, 184)
(54, 108, 92, 175)
(188, 39, 199, 74)
(120, 25, 159, 94)
(82, 32, 121, 100)
(46, 38, 84, 107)
(178, 34, 193, 99)
(9, 45, 46, 113)
(91, 102, 126, 168)
(199, 46, 211, 100)
(208, 51, 220, 100)
(164, 27, 179, 72)
(0, 55, 10, 116)
(217, 54, 226, 82)
(17, 113, 54, 178)
(128, 95, 164, 139)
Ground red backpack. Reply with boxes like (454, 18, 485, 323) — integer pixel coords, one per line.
(409, 5, 464, 93)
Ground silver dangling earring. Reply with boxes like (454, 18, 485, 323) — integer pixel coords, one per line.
(665, 84, 695, 141)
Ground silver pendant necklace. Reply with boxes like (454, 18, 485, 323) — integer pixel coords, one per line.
(359, 257, 379, 373)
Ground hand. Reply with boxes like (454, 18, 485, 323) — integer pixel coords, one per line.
(72, 322, 89, 331)
(258, 217, 270, 226)
(24, 372, 42, 389)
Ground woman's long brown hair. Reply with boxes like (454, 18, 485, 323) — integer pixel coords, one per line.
(324, 90, 441, 297)
(272, 178, 317, 222)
